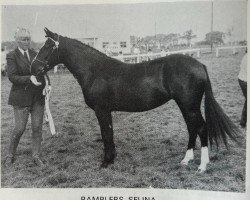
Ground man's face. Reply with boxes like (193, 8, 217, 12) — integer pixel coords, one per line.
(16, 37, 31, 51)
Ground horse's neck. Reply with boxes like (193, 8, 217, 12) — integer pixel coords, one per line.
(60, 38, 108, 87)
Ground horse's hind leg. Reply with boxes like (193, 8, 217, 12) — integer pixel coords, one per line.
(176, 100, 209, 171)
(197, 122, 209, 173)
(95, 107, 116, 168)
(180, 109, 201, 165)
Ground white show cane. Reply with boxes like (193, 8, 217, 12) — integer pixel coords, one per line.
(43, 74, 57, 135)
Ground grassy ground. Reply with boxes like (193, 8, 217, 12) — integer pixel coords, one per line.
(1, 52, 246, 191)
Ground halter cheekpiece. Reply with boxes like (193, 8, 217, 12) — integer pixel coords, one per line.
(31, 35, 60, 74)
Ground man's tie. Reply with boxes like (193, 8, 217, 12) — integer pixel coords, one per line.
(24, 51, 30, 63)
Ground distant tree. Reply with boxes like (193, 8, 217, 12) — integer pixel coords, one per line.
(181, 30, 196, 47)
(195, 40, 210, 46)
(161, 33, 179, 48)
(239, 40, 247, 46)
(140, 32, 189, 51)
(1, 41, 16, 51)
(130, 36, 141, 48)
(205, 31, 224, 46)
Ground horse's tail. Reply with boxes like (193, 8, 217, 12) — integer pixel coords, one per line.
(203, 64, 240, 148)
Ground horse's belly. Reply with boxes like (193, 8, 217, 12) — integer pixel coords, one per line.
(117, 100, 169, 112)
(86, 76, 171, 112)
(114, 86, 171, 112)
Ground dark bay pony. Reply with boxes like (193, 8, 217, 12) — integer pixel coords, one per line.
(31, 28, 240, 172)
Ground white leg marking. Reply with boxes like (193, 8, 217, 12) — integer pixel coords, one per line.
(181, 148, 194, 165)
(198, 146, 210, 173)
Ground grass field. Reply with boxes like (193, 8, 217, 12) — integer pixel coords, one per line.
(1, 52, 246, 191)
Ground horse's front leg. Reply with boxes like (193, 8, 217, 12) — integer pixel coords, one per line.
(95, 107, 116, 168)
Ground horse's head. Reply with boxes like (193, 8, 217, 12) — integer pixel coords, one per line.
(30, 28, 60, 76)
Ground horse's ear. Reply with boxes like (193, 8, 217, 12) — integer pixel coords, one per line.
(44, 27, 54, 38)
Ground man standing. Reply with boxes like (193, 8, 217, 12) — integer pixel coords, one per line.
(1, 47, 7, 76)
(5, 27, 46, 167)
(238, 49, 247, 127)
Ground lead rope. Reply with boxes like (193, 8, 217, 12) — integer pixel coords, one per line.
(43, 74, 57, 135)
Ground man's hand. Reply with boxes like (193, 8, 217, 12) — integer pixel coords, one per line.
(30, 75, 42, 86)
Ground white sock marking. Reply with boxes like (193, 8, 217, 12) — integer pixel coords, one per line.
(181, 148, 194, 165)
(198, 146, 210, 172)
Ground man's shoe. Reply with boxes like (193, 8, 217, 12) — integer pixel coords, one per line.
(32, 156, 45, 167)
(4, 155, 14, 167)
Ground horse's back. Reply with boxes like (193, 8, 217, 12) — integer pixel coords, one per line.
(86, 54, 207, 112)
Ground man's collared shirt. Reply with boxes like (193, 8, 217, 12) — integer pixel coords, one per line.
(18, 47, 30, 62)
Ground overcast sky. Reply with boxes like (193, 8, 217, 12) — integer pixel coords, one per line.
(1, 0, 247, 42)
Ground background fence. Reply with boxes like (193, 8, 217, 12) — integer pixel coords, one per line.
(111, 46, 247, 63)
(216, 46, 247, 57)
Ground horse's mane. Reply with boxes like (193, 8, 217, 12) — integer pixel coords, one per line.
(62, 36, 110, 59)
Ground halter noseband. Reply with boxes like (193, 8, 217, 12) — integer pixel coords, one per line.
(31, 35, 60, 73)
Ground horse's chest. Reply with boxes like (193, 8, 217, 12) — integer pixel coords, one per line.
(84, 79, 112, 107)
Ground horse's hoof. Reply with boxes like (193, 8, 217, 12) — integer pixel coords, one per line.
(100, 159, 114, 168)
(100, 162, 109, 168)
(180, 159, 189, 165)
(181, 161, 188, 165)
(196, 169, 204, 173)
(196, 166, 206, 173)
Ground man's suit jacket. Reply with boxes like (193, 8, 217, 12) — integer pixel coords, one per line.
(7, 48, 46, 107)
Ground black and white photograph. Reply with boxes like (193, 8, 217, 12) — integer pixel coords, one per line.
(0, 0, 249, 199)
